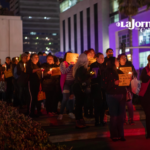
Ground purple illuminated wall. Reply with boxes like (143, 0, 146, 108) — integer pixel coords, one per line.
(109, 8, 150, 70)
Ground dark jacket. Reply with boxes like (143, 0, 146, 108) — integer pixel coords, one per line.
(101, 68, 126, 95)
(26, 61, 41, 87)
(140, 66, 150, 98)
(90, 61, 105, 86)
(17, 61, 29, 86)
(41, 63, 59, 92)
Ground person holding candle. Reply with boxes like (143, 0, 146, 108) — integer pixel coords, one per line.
(41, 55, 59, 116)
(90, 53, 106, 126)
(26, 54, 42, 118)
(118, 53, 137, 125)
(58, 52, 75, 120)
(101, 57, 126, 141)
(15, 53, 29, 109)
(3, 57, 13, 104)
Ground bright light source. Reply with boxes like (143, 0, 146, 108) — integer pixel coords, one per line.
(46, 37, 48, 40)
(25, 37, 28, 39)
(29, 16, 32, 19)
(52, 33, 57, 36)
(46, 47, 50, 50)
(49, 42, 51, 45)
(30, 32, 36, 35)
(36, 37, 39, 39)
(44, 17, 47, 19)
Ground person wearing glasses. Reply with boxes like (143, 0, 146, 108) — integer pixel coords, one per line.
(104, 48, 114, 67)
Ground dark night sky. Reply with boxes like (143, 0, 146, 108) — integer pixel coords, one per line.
(0, 0, 9, 8)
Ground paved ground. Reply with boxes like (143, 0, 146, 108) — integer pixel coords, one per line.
(60, 135, 150, 150)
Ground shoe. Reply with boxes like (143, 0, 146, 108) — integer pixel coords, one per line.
(52, 112, 57, 116)
(29, 114, 39, 118)
(129, 120, 135, 125)
(69, 113, 75, 119)
(111, 138, 118, 142)
(76, 120, 85, 129)
(146, 136, 150, 139)
(48, 112, 54, 117)
(80, 119, 86, 128)
(124, 121, 128, 125)
(95, 123, 101, 127)
(57, 114, 63, 120)
(119, 138, 126, 141)
(100, 121, 106, 126)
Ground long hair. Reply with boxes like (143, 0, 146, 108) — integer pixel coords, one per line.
(106, 57, 116, 70)
(73, 53, 88, 77)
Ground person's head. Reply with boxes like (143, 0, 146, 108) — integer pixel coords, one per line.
(95, 53, 104, 64)
(107, 57, 119, 69)
(73, 53, 88, 77)
(47, 55, 54, 65)
(106, 48, 113, 58)
(43, 53, 47, 56)
(88, 48, 95, 58)
(31, 54, 39, 64)
(21, 53, 28, 63)
(25, 52, 31, 61)
(6, 57, 11, 65)
(38, 52, 43, 57)
(147, 55, 150, 65)
(54, 56, 60, 65)
(119, 53, 127, 66)
(12, 57, 19, 65)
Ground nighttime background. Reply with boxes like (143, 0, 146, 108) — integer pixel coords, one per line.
(0, 0, 9, 8)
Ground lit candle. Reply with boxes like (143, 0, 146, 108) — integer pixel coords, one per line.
(5, 65, 7, 70)
(50, 68, 52, 71)
(24, 63, 26, 68)
(128, 72, 132, 75)
(16, 57, 18, 60)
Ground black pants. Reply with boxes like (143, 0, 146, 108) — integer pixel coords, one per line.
(140, 95, 150, 136)
(5, 77, 13, 103)
(45, 90, 57, 113)
(73, 82, 86, 120)
(18, 85, 30, 107)
(94, 97, 105, 124)
(84, 93, 93, 116)
(29, 83, 41, 115)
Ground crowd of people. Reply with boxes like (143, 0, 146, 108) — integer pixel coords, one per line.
(0, 48, 150, 142)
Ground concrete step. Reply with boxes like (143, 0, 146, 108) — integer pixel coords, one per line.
(45, 121, 146, 143)
(35, 111, 145, 127)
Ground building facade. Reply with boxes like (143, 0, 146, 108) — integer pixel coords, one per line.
(59, 0, 110, 54)
(0, 16, 23, 64)
(60, 0, 150, 72)
(9, 0, 60, 53)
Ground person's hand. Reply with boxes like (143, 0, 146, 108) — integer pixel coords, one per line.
(69, 64, 73, 69)
(147, 71, 150, 76)
(47, 70, 52, 75)
(114, 80, 119, 85)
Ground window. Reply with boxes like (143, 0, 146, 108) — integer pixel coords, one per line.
(139, 28, 150, 45)
(139, 51, 150, 68)
(110, 14, 119, 24)
(110, 0, 119, 13)
(52, 33, 57, 36)
(30, 32, 36, 35)
(60, 0, 83, 13)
